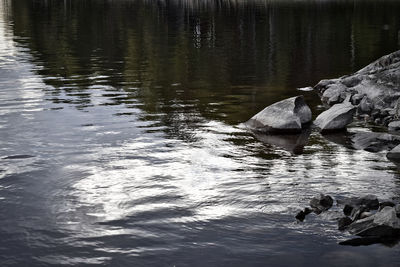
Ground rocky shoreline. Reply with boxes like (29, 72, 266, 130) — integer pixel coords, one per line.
(315, 50, 400, 127)
(245, 50, 400, 245)
(296, 194, 400, 246)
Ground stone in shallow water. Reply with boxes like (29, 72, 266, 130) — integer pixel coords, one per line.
(245, 96, 312, 134)
(310, 194, 333, 214)
(338, 217, 353, 231)
(314, 102, 356, 132)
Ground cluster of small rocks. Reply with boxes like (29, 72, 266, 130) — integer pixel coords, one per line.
(296, 194, 400, 246)
(315, 50, 400, 127)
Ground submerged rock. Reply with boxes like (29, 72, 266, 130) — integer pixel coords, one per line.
(352, 132, 400, 152)
(314, 102, 356, 132)
(245, 96, 312, 134)
(310, 194, 333, 214)
(338, 217, 353, 231)
(253, 128, 311, 154)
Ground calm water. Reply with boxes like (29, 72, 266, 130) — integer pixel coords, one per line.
(1, 0, 400, 266)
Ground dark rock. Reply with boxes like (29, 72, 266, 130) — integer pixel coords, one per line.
(343, 204, 353, 216)
(314, 102, 356, 132)
(387, 144, 400, 161)
(357, 225, 400, 238)
(351, 205, 368, 221)
(295, 210, 306, 222)
(338, 217, 353, 230)
(304, 207, 312, 215)
(339, 195, 379, 214)
(245, 96, 312, 134)
(310, 194, 333, 213)
(359, 195, 380, 210)
(295, 207, 313, 222)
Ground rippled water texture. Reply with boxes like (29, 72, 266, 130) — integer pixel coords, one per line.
(1, 0, 400, 266)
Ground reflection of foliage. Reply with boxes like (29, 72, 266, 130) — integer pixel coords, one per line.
(10, 0, 400, 127)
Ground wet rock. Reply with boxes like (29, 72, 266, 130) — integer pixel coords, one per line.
(313, 50, 400, 125)
(352, 132, 400, 152)
(304, 207, 312, 215)
(343, 204, 353, 216)
(373, 206, 400, 228)
(351, 93, 364, 105)
(245, 96, 312, 134)
(360, 211, 375, 219)
(348, 206, 400, 238)
(322, 84, 346, 105)
(350, 206, 368, 221)
(387, 144, 400, 160)
(388, 121, 400, 131)
(310, 194, 333, 214)
(314, 102, 356, 132)
(357, 225, 399, 238)
(359, 97, 374, 114)
(379, 201, 396, 210)
(347, 215, 375, 235)
(295, 207, 312, 222)
(315, 79, 338, 93)
(295, 210, 306, 221)
(342, 76, 362, 87)
(338, 217, 353, 230)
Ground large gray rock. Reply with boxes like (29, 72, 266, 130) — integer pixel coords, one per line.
(314, 102, 356, 132)
(245, 96, 312, 134)
(388, 121, 400, 131)
(314, 50, 400, 126)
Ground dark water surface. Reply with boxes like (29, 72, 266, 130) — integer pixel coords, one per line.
(1, 0, 400, 266)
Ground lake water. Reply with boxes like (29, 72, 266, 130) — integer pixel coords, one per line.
(1, 0, 400, 266)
